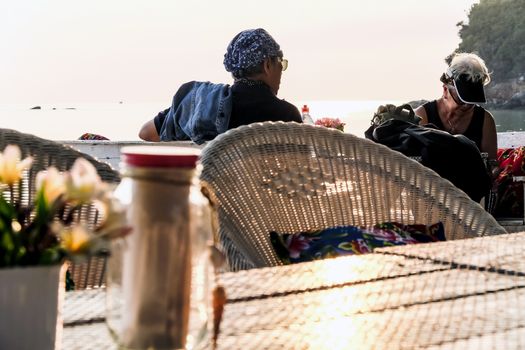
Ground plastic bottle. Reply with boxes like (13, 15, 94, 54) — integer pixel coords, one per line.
(301, 104, 314, 124)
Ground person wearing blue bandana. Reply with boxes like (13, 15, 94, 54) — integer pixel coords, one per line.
(139, 28, 301, 143)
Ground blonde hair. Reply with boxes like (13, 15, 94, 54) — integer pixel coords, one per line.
(447, 52, 491, 85)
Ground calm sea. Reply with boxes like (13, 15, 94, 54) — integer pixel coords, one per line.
(1, 102, 524, 141)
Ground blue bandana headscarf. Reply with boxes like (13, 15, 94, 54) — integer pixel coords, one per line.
(223, 28, 282, 77)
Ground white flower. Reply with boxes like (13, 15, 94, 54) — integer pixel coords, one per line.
(36, 167, 66, 205)
(95, 194, 132, 239)
(64, 158, 107, 204)
(0, 145, 33, 186)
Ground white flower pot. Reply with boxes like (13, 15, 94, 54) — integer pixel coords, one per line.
(0, 264, 66, 350)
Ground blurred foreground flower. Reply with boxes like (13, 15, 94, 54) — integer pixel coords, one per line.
(315, 117, 346, 132)
(0, 145, 131, 267)
(37, 167, 66, 205)
(0, 145, 33, 186)
(65, 158, 108, 205)
(59, 225, 92, 255)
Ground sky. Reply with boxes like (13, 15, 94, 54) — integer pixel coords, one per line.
(1, 0, 479, 105)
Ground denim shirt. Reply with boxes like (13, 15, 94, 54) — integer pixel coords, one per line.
(159, 81, 232, 144)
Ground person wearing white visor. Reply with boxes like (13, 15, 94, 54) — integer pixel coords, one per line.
(415, 52, 497, 168)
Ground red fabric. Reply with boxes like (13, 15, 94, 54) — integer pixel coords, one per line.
(494, 147, 525, 217)
(78, 133, 109, 140)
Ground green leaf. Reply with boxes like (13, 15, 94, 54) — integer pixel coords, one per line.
(38, 248, 63, 265)
(0, 196, 17, 265)
(34, 190, 52, 225)
(0, 195, 16, 221)
(1, 230, 15, 252)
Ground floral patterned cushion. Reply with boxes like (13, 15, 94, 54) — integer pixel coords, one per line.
(270, 222, 445, 264)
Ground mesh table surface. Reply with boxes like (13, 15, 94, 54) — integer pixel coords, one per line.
(62, 232, 525, 349)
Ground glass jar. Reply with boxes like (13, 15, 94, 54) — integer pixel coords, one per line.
(107, 145, 211, 350)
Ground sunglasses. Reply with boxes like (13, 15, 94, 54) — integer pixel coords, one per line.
(276, 57, 288, 71)
(440, 72, 453, 85)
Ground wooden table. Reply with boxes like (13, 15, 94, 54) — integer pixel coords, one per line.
(63, 231, 525, 349)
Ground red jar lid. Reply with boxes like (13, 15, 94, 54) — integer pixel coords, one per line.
(121, 146, 201, 168)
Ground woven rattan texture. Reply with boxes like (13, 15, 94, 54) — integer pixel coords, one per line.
(377, 231, 525, 273)
(64, 289, 105, 325)
(200, 122, 506, 270)
(214, 233, 525, 349)
(217, 283, 525, 350)
(0, 128, 120, 289)
(62, 232, 525, 349)
(220, 253, 447, 302)
(63, 323, 117, 350)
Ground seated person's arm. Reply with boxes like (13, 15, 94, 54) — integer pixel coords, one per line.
(139, 120, 160, 141)
(414, 105, 429, 124)
(138, 108, 170, 141)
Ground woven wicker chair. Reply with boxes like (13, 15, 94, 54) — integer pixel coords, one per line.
(200, 122, 507, 271)
(0, 128, 121, 289)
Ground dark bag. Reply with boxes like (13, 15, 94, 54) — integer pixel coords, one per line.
(364, 104, 421, 139)
(369, 119, 491, 202)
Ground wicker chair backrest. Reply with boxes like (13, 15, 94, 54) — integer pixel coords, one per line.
(0, 128, 120, 289)
(200, 122, 506, 271)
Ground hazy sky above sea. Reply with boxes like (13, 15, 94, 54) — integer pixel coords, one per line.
(1, 0, 479, 105)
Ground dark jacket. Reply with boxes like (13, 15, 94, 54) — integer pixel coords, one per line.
(156, 80, 301, 144)
(370, 120, 491, 202)
(228, 80, 301, 128)
(159, 81, 232, 144)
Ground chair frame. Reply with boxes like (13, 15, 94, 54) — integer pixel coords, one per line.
(0, 128, 120, 289)
(200, 122, 506, 271)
